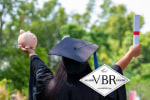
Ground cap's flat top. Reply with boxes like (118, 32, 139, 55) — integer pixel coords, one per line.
(49, 37, 99, 62)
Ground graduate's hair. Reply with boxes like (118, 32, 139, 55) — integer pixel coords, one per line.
(48, 60, 101, 100)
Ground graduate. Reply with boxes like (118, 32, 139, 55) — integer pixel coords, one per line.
(19, 36, 141, 100)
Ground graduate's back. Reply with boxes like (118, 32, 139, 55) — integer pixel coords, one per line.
(29, 55, 125, 100)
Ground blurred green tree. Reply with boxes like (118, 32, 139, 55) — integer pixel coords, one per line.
(0, 0, 67, 92)
(0, 0, 150, 99)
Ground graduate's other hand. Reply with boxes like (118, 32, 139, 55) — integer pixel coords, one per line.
(129, 44, 141, 57)
(19, 45, 36, 57)
(116, 44, 141, 71)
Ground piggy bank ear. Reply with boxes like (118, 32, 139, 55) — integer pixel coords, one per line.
(20, 30, 25, 34)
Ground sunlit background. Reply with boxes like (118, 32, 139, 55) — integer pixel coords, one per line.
(0, 0, 150, 100)
(39, 0, 150, 33)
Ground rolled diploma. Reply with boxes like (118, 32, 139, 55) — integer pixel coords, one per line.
(133, 15, 140, 46)
(133, 15, 140, 58)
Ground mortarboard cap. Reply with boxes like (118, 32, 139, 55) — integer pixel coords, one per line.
(48, 37, 99, 63)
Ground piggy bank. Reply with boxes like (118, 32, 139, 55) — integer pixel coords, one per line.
(18, 30, 37, 49)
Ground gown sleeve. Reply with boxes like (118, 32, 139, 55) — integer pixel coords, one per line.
(29, 55, 53, 100)
(105, 65, 127, 100)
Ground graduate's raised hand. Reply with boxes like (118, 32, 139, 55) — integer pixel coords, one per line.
(19, 45, 36, 57)
(129, 44, 141, 57)
(116, 44, 141, 71)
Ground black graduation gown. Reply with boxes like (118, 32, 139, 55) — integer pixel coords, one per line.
(29, 55, 127, 100)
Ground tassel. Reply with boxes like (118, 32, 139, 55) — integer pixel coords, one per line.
(94, 52, 99, 69)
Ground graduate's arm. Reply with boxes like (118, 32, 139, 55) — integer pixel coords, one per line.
(116, 44, 141, 72)
(19, 45, 52, 73)
(19, 45, 53, 100)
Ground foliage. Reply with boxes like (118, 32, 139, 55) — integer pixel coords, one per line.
(0, 79, 9, 100)
(0, 79, 28, 100)
(0, 0, 150, 99)
(60, 24, 86, 39)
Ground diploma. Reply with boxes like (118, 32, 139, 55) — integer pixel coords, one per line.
(133, 15, 140, 58)
(133, 15, 140, 46)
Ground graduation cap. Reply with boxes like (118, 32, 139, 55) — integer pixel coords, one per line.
(49, 37, 99, 69)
